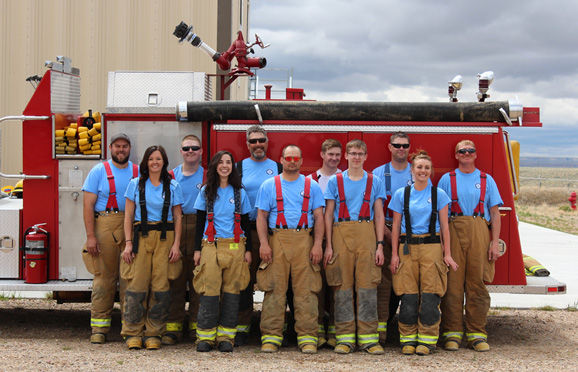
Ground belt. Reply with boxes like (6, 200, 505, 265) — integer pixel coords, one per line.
(400, 235, 440, 244)
(94, 211, 124, 218)
(132, 222, 175, 253)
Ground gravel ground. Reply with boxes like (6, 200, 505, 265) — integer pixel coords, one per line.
(0, 299, 577, 371)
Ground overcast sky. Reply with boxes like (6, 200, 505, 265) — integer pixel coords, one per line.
(248, 0, 578, 157)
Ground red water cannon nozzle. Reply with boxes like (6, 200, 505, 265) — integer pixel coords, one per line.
(569, 191, 576, 210)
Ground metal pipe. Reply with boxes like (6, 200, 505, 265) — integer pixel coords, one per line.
(0, 172, 50, 180)
(0, 115, 50, 123)
(177, 100, 510, 123)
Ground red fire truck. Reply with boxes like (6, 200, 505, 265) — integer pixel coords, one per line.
(0, 57, 566, 302)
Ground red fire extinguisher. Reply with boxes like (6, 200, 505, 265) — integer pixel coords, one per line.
(24, 223, 49, 284)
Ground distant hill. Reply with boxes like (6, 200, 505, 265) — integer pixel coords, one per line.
(520, 156, 578, 168)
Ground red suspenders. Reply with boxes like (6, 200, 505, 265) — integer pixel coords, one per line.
(449, 171, 487, 217)
(204, 187, 242, 243)
(336, 172, 373, 222)
(103, 161, 138, 212)
(274, 175, 311, 230)
(310, 172, 319, 182)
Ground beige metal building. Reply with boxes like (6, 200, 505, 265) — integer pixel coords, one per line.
(0, 0, 251, 185)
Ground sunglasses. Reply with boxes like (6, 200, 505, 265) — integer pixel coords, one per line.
(182, 145, 201, 152)
(457, 148, 476, 154)
(391, 143, 410, 149)
(248, 138, 267, 144)
(283, 156, 301, 162)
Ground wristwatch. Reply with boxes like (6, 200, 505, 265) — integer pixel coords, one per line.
(376, 240, 385, 247)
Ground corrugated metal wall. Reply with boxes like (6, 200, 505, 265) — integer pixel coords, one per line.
(0, 0, 250, 185)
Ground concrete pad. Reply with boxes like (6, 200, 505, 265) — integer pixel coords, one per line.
(491, 222, 578, 309)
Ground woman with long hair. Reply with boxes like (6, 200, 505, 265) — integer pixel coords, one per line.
(192, 150, 252, 353)
(120, 145, 184, 350)
(389, 150, 458, 356)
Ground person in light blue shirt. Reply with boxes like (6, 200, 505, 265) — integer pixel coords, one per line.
(438, 140, 503, 353)
(236, 125, 282, 343)
(164, 134, 205, 345)
(389, 150, 457, 356)
(120, 145, 183, 351)
(190, 150, 253, 353)
(372, 131, 413, 344)
(81, 133, 136, 344)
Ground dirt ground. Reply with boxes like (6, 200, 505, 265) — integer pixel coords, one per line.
(0, 299, 576, 371)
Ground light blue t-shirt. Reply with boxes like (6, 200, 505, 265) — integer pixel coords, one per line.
(372, 162, 413, 197)
(194, 185, 251, 239)
(256, 175, 325, 229)
(172, 164, 204, 214)
(124, 178, 184, 222)
(438, 168, 503, 222)
(239, 158, 280, 221)
(389, 184, 450, 234)
(82, 160, 137, 212)
(324, 170, 386, 221)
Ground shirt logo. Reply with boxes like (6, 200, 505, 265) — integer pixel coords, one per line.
(266, 169, 274, 175)
(300, 190, 305, 197)
(196, 183, 202, 190)
(427, 197, 432, 204)
(229, 197, 235, 204)
(407, 180, 413, 185)
(475, 183, 481, 189)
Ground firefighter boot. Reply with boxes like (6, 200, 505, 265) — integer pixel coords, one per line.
(126, 336, 143, 350)
(301, 343, 317, 354)
(365, 343, 385, 355)
(196, 295, 220, 348)
(415, 344, 430, 356)
(444, 340, 460, 351)
(90, 333, 106, 344)
(261, 343, 279, 353)
(472, 340, 490, 352)
(145, 336, 161, 350)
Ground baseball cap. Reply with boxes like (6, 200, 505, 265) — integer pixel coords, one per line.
(110, 133, 131, 145)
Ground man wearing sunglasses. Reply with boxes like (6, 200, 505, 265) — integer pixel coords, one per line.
(438, 140, 503, 353)
(235, 125, 283, 345)
(256, 144, 325, 354)
(372, 131, 413, 345)
(163, 134, 204, 345)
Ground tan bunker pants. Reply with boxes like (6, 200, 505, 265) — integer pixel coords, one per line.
(441, 216, 494, 346)
(393, 236, 448, 349)
(258, 229, 321, 348)
(165, 214, 200, 339)
(193, 238, 250, 345)
(325, 221, 382, 349)
(120, 227, 182, 338)
(82, 212, 126, 335)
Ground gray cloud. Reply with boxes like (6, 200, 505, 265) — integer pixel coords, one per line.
(249, 0, 578, 155)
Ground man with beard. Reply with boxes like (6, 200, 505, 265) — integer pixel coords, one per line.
(82, 133, 138, 344)
(235, 125, 282, 345)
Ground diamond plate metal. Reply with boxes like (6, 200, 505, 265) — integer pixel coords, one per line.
(50, 71, 81, 114)
(106, 71, 211, 112)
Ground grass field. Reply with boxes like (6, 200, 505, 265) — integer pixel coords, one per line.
(515, 167, 577, 234)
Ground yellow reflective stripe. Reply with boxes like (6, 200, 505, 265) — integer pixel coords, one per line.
(418, 334, 438, 344)
(217, 326, 237, 338)
(358, 333, 379, 345)
(197, 328, 217, 341)
(528, 265, 545, 273)
(336, 334, 356, 343)
(189, 321, 197, 330)
(400, 334, 418, 343)
(166, 322, 183, 332)
(318, 324, 325, 333)
(261, 335, 283, 346)
(466, 332, 487, 341)
(442, 331, 463, 341)
(297, 335, 318, 346)
(237, 324, 250, 333)
(327, 325, 336, 335)
(377, 322, 387, 332)
(90, 318, 111, 327)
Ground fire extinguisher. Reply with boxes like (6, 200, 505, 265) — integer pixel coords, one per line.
(24, 223, 49, 284)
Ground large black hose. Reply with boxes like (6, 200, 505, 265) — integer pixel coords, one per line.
(177, 100, 510, 123)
